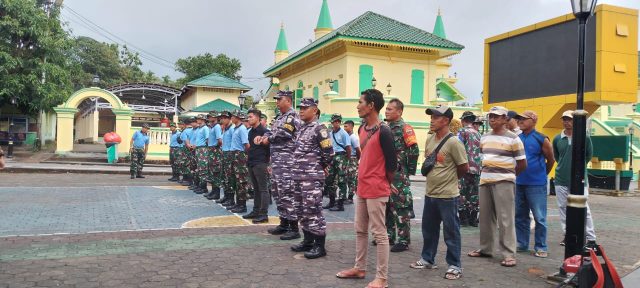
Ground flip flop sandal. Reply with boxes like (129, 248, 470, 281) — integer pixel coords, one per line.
(533, 251, 548, 258)
(500, 258, 517, 267)
(444, 268, 462, 280)
(467, 249, 492, 258)
(336, 269, 366, 279)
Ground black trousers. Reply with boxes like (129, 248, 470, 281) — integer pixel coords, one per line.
(248, 162, 269, 215)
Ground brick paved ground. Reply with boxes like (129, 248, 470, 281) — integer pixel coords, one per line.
(0, 173, 639, 287)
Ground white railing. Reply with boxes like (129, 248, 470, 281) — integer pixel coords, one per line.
(130, 127, 171, 145)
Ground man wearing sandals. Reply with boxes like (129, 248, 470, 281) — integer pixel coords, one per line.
(410, 105, 468, 280)
(514, 111, 555, 258)
(336, 89, 397, 288)
(468, 106, 527, 268)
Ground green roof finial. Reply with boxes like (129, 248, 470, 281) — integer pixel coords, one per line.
(433, 8, 447, 39)
(275, 22, 289, 52)
(316, 0, 333, 30)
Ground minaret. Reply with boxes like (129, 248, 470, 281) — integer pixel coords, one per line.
(433, 9, 455, 83)
(274, 22, 289, 64)
(314, 0, 333, 40)
(433, 8, 447, 39)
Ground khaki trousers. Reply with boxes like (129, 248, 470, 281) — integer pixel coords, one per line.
(479, 181, 517, 259)
(354, 196, 389, 280)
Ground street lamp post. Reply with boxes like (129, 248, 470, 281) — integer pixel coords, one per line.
(565, 0, 597, 259)
(238, 93, 247, 111)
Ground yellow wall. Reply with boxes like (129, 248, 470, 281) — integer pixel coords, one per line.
(181, 87, 243, 111)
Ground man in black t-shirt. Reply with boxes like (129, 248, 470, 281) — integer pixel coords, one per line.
(243, 109, 271, 223)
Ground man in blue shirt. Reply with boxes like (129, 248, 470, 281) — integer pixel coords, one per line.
(179, 119, 194, 186)
(129, 123, 150, 179)
(168, 122, 182, 182)
(205, 111, 224, 200)
(226, 111, 250, 213)
(217, 111, 237, 206)
(192, 115, 211, 194)
(186, 118, 200, 190)
(514, 111, 555, 258)
(324, 113, 352, 211)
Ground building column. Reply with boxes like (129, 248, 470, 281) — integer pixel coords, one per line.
(53, 107, 78, 154)
(112, 108, 134, 157)
(92, 110, 99, 143)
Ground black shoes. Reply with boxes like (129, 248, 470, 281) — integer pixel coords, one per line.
(304, 234, 327, 259)
(231, 204, 247, 214)
(268, 218, 289, 235)
(291, 230, 314, 252)
(329, 199, 344, 211)
(252, 215, 269, 224)
(205, 188, 220, 200)
(130, 174, 135, 179)
(136, 174, 145, 178)
(243, 211, 258, 219)
(215, 194, 229, 204)
(390, 242, 409, 252)
(280, 220, 301, 240)
(322, 197, 335, 210)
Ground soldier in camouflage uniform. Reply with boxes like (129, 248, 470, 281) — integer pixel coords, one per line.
(179, 119, 193, 186)
(129, 123, 150, 179)
(323, 114, 351, 211)
(168, 122, 182, 182)
(343, 120, 361, 204)
(384, 99, 419, 252)
(217, 111, 236, 206)
(193, 115, 211, 194)
(257, 90, 301, 240)
(457, 111, 482, 227)
(204, 111, 223, 200)
(290, 97, 332, 259)
(187, 118, 200, 191)
(227, 111, 250, 213)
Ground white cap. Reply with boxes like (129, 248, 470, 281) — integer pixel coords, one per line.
(562, 110, 574, 119)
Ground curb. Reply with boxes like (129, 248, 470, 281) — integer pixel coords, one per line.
(2, 167, 171, 175)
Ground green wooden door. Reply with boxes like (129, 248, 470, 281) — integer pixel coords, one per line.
(313, 86, 319, 100)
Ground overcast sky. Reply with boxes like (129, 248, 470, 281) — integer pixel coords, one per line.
(61, 0, 640, 103)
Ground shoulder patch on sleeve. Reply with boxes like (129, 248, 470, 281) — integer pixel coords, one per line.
(403, 124, 418, 147)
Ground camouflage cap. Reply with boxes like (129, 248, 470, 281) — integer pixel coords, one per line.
(195, 114, 206, 120)
(208, 110, 219, 118)
(298, 97, 318, 108)
(330, 113, 342, 122)
(460, 111, 476, 121)
(141, 123, 150, 129)
(219, 111, 232, 118)
(274, 90, 294, 99)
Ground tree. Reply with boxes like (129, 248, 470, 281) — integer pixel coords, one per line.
(0, 0, 75, 114)
(175, 53, 242, 85)
(70, 36, 123, 88)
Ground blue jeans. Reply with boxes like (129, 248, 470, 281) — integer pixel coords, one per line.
(420, 196, 461, 269)
(515, 184, 548, 252)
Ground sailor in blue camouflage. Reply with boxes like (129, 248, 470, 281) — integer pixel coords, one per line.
(259, 90, 301, 237)
(290, 97, 331, 259)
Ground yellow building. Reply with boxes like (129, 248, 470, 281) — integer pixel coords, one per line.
(260, 0, 476, 153)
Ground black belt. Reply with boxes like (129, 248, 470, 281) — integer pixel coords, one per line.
(196, 146, 208, 148)
(335, 152, 347, 155)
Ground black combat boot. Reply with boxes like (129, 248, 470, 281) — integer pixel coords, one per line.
(291, 230, 314, 252)
(242, 210, 258, 219)
(197, 182, 208, 195)
(322, 196, 335, 210)
(252, 214, 268, 224)
(210, 187, 220, 200)
(131, 172, 135, 179)
(181, 175, 192, 186)
(192, 181, 203, 194)
(280, 220, 301, 240)
(168, 168, 178, 181)
(304, 234, 327, 259)
(231, 200, 247, 213)
(268, 218, 288, 235)
(216, 193, 229, 204)
(223, 199, 236, 208)
(136, 172, 145, 179)
(329, 199, 344, 211)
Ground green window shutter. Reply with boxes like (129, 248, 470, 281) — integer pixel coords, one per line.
(313, 86, 319, 100)
(332, 80, 339, 93)
(358, 65, 373, 94)
(411, 69, 425, 104)
(295, 89, 303, 107)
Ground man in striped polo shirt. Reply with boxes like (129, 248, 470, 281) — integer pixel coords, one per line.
(468, 106, 527, 268)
